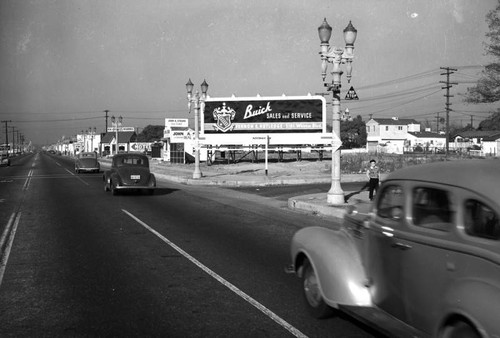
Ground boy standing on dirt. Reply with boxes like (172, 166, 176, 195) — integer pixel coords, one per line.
(366, 159, 380, 201)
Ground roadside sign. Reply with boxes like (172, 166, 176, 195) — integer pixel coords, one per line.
(345, 86, 359, 100)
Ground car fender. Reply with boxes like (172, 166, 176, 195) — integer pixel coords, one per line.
(291, 226, 372, 307)
(110, 172, 122, 186)
(440, 278, 500, 335)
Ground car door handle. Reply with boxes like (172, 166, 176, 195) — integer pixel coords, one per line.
(392, 242, 412, 250)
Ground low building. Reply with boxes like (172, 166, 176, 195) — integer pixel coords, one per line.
(406, 131, 446, 152)
(100, 131, 137, 155)
(366, 117, 421, 154)
(452, 130, 500, 155)
(480, 132, 500, 157)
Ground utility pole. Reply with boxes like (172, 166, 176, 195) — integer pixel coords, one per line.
(440, 67, 458, 155)
(9, 126, 16, 155)
(1, 120, 11, 148)
(104, 110, 109, 133)
(435, 112, 440, 132)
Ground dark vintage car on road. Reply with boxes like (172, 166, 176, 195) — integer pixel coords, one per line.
(290, 159, 500, 337)
(103, 153, 156, 195)
(75, 151, 100, 173)
(0, 154, 10, 167)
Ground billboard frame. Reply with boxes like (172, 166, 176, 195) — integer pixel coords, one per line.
(200, 95, 336, 146)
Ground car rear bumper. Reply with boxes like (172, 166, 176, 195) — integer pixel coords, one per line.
(114, 185, 155, 190)
(78, 167, 99, 171)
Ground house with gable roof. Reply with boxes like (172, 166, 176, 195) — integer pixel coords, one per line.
(366, 117, 421, 154)
(100, 131, 137, 155)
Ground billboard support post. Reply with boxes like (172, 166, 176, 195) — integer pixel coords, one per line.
(265, 135, 269, 176)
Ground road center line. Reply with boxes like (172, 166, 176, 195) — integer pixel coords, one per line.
(0, 212, 21, 288)
(122, 209, 308, 338)
(22, 169, 33, 191)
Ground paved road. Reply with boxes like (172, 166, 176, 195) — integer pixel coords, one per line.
(0, 153, 382, 337)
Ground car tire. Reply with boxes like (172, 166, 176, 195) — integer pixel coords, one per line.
(442, 321, 480, 338)
(111, 182, 118, 195)
(302, 258, 334, 319)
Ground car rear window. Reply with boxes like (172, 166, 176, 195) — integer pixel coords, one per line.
(412, 187, 453, 231)
(116, 157, 147, 166)
(464, 199, 500, 240)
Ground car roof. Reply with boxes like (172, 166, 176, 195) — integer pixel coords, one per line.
(385, 159, 500, 201)
(113, 152, 147, 158)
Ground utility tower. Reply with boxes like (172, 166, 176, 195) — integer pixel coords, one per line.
(440, 67, 458, 155)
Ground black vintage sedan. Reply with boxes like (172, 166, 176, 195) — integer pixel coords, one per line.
(75, 152, 100, 173)
(103, 153, 156, 195)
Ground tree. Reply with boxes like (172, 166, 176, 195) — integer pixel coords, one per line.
(465, 1, 500, 103)
(340, 115, 367, 148)
(136, 125, 164, 142)
(449, 122, 474, 137)
(478, 110, 500, 130)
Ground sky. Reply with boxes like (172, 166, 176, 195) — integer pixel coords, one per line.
(0, 0, 499, 146)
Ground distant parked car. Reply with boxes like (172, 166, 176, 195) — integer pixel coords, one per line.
(103, 153, 156, 195)
(0, 154, 10, 167)
(75, 152, 100, 173)
(290, 159, 500, 337)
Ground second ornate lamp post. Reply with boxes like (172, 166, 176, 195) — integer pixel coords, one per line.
(186, 79, 208, 179)
(88, 127, 96, 152)
(318, 18, 357, 205)
(111, 116, 122, 155)
(81, 130, 86, 152)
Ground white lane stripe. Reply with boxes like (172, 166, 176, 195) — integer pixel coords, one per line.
(0, 212, 21, 287)
(122, 209, 308, 338)
(65, 168, 89, 186)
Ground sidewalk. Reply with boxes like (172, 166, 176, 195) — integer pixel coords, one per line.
(147, 159, 376, 221)
(100, 158, 375, 220)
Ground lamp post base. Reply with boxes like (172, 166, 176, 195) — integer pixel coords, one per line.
(327, 192, 345, 205)
(327, 180, 345, 205)
(193, 168, 202, 179)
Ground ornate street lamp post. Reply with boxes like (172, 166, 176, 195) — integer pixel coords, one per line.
(186, 79, 209, 179)
(111, 116, 122, 155)
(88, 127, 96, 152)
(81, 130, 86, 153)
(318, 18, 357, 205)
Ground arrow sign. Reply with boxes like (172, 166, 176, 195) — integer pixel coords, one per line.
(345, 86, 359, 100)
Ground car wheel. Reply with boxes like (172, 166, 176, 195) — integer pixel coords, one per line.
(442, 321, 480, 338)
(111, 182, 118, 195)
(302, 258, 334, 319)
